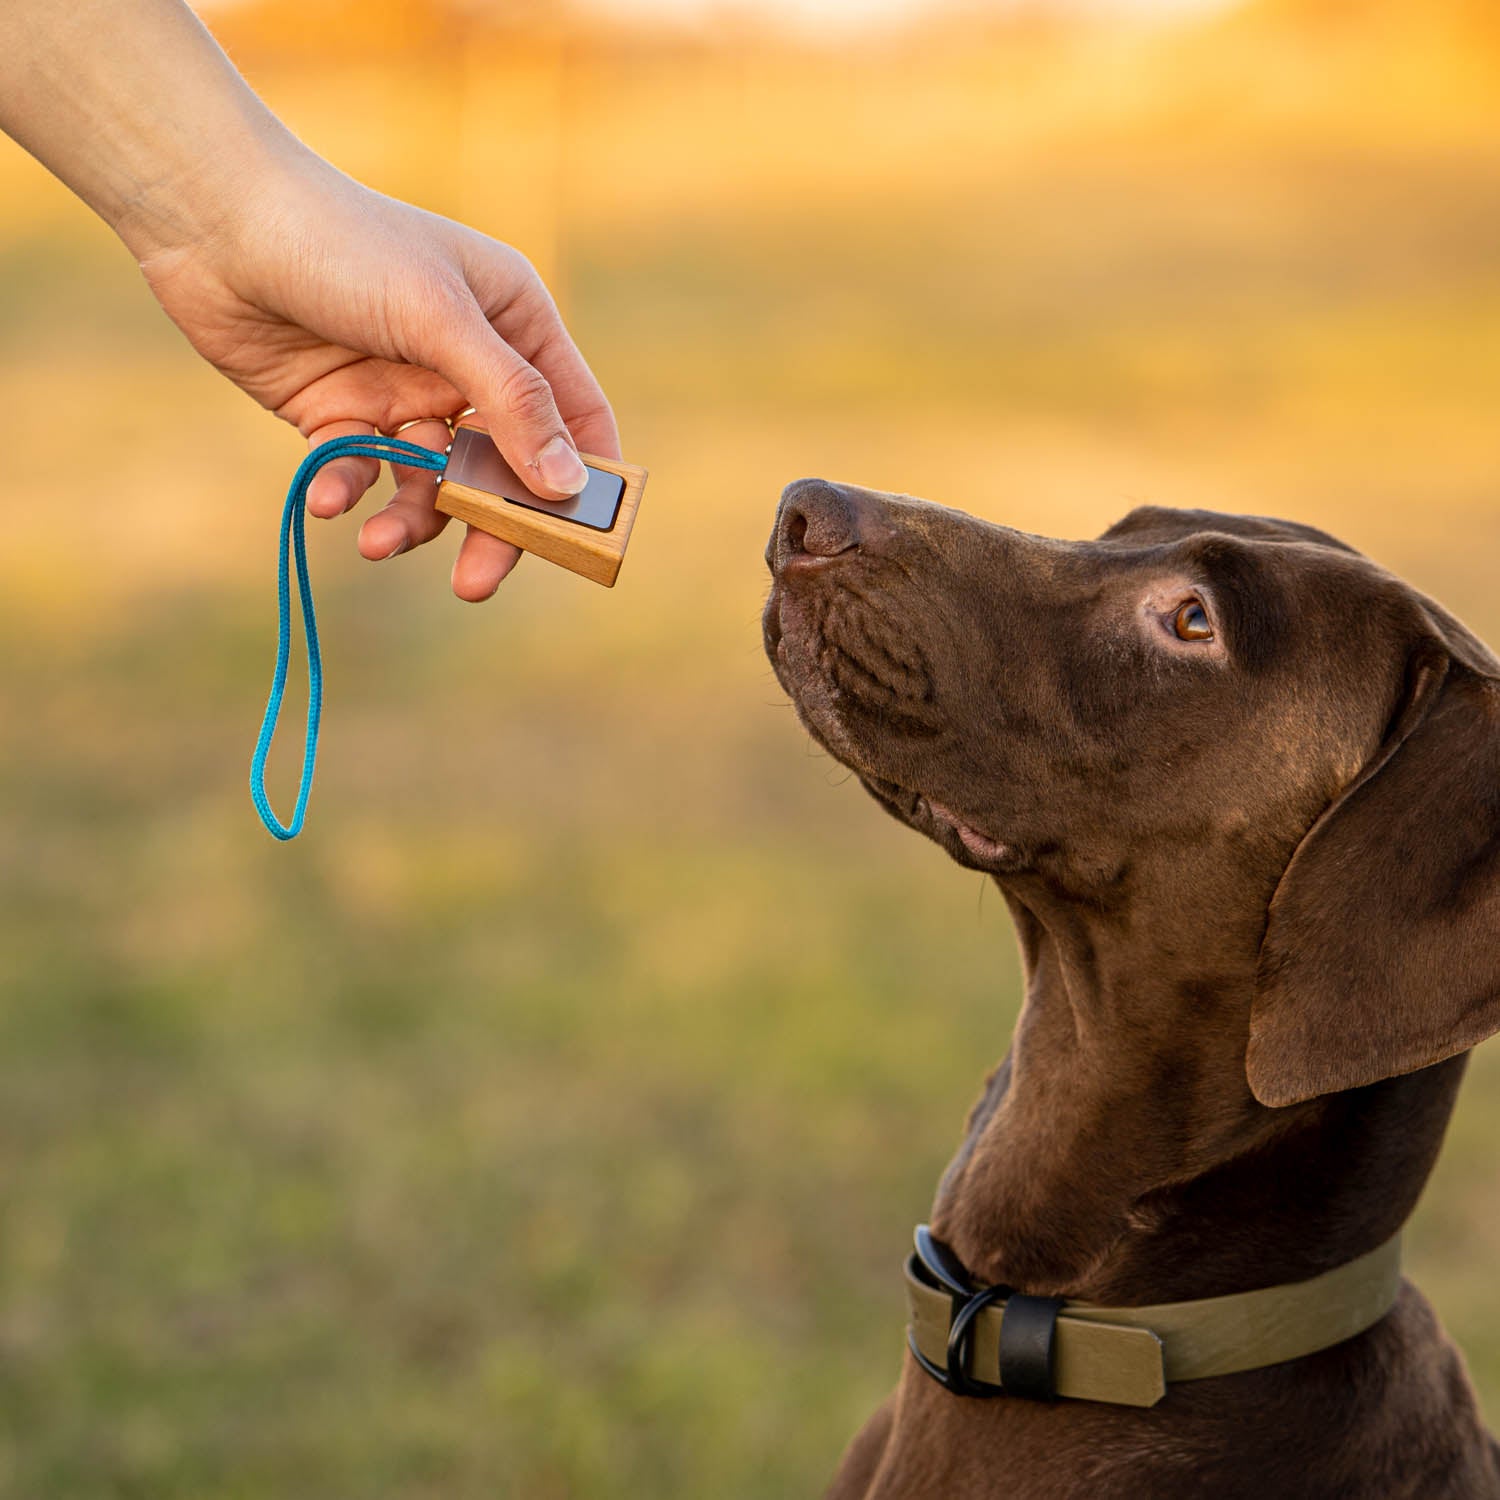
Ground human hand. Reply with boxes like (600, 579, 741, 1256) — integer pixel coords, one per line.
(135, 157, 619, 601)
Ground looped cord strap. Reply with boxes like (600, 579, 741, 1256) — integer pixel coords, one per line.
(250, 435, 449, 840)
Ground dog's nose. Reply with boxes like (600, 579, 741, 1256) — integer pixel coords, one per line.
(770, 478, 863, 575)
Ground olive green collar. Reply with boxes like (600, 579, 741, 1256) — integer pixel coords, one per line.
(905, 1224, 1403, 1408)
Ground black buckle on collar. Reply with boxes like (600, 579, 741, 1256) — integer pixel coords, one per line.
(908, 1224, 1063, 1401)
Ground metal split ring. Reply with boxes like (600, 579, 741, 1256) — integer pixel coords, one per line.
(383, 409, 475, 456)
(386, 415, 455, 438)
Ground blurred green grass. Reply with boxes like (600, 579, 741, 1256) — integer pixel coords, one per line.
(0, 563, 1017, 1498)
(3, 6, 1500, 1495)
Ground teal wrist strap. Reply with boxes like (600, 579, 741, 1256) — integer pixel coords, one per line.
(250, 435, 449, 840)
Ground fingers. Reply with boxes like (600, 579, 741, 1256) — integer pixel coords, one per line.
(486, 277, 620, 463)
(304, 418, 381, 518)
(354, 416, 453, 562)
(451, 526, 523, 604)
(464, 319, 589, 500)
(303, 412, 520, 601)
(420, 287, 602, 502)
(446, 234, 621, 467)
(526, 322, 621, 464)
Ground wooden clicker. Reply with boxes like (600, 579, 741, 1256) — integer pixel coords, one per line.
(435, 420, 648, 587)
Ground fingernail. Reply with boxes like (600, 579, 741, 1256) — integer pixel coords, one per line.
(536, 435, 588, 496)
(381, 539, 408, 560)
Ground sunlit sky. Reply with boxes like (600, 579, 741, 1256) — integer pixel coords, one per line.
(583, 0, 1236, 31)
(200, 0, 1239, 31)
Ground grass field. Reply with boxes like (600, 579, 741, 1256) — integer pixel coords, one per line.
(2, 2, 1500, 1494)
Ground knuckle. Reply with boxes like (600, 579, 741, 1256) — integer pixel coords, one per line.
(496, 362, 557, 430)
(427, 269, 475, 322)
(503, 244, 538, 283)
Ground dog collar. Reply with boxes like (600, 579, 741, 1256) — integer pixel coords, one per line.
(905, 1224, 1403, 1408)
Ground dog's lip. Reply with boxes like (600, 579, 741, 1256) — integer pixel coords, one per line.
(924, 798, 1012, 863)
(777, 549, 853, 579)
(768, 602, 1008, 862)
(866, 776, 1013, 867)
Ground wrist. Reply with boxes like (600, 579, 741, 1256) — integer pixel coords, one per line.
(114, 116, 313, 264)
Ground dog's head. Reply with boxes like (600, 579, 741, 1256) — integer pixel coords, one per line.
(764, 479, 1500, 1107)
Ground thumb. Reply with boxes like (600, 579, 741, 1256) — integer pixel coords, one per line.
(438, 300, 590, 501)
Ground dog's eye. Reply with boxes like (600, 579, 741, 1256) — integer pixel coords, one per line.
(1173, 600, 1213, 641)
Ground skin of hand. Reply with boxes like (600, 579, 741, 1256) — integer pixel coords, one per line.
(0, 0, 618, 601)
(139, 161, 621, 601)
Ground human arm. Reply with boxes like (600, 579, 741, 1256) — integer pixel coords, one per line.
(0, 0, 619, 600)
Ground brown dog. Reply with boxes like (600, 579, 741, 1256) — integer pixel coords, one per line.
(763, 480, 1500, 1498)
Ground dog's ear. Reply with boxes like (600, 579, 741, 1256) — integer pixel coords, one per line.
(1247, 649, 1500, 1107)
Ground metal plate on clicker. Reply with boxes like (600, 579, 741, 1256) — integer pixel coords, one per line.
(446, 426, 625, 532)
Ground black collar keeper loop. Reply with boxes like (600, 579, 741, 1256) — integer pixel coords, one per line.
(997, 1293, 1064, 1400)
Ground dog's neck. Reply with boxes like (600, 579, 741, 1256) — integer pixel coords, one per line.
(930, 870, 1464, 1305)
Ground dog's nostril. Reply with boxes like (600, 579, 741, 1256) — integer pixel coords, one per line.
(776, 479, 861, 569)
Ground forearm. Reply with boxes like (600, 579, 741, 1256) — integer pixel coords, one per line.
(2, 0, 616, 547)
(0, 0, 307, 257)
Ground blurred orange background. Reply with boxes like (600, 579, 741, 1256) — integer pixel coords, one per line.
(2, 1, 1498, 1494)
